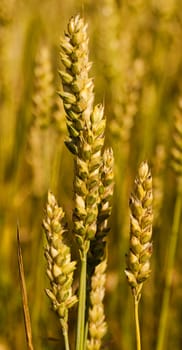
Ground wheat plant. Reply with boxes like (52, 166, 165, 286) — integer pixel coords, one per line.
(125, 161, 153, 350)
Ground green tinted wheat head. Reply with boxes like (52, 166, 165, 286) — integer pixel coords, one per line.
(59, 14, 94, 156)
(87, 259, 107, 350)
(125, 161, 153, 350)
(43, 191, 77, 348)
(59, 15, 106, 252)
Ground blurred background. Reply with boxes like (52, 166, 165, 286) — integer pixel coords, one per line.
(1, 0, 182, 349)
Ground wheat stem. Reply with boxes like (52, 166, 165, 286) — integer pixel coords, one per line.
(63, 329, 70, 350)
(134, 297, 141, 350)
(156, 184, 182, 350)
(76, 247, 88, 350)
(156, 98, 182, 350)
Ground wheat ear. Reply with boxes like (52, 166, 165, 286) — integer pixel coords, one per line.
(125, 161, 153, 350)
(43, 191, 77, 350)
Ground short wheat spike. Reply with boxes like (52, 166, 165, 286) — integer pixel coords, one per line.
(28, 45, 54, 196)
(87, 259, 107, 350)
(125, 161, 153, 350)
(125, 161, 153, 298)
(32, 45, 54, 128)
(43, 191, 77, 350)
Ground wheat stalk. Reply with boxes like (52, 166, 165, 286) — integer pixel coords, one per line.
(156, 97, 182, 350)
(59, 15, 108, 350)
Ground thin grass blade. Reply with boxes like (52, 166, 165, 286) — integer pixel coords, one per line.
(17, 226, 34, 350)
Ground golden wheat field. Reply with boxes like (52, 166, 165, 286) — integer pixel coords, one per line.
(1, 1, 182, 350)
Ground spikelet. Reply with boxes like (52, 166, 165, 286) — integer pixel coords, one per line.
(171, 97, 182, 181)
(125, 161, 153, 300)
(59, 16, 106, 251)
(87, 259, 107, 350)
(88, 148, 114, 268)
(43, 191, 77, 333)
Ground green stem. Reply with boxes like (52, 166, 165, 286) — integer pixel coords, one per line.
(63, 328, 70, 350)
(76, 246, 88, 350)
(134, 297, 141, 350)
(156, 185, 182, 350)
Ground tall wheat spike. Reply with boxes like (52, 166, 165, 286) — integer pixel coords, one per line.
(59, 15, 110, 350)
(59, 16, 106, 251)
